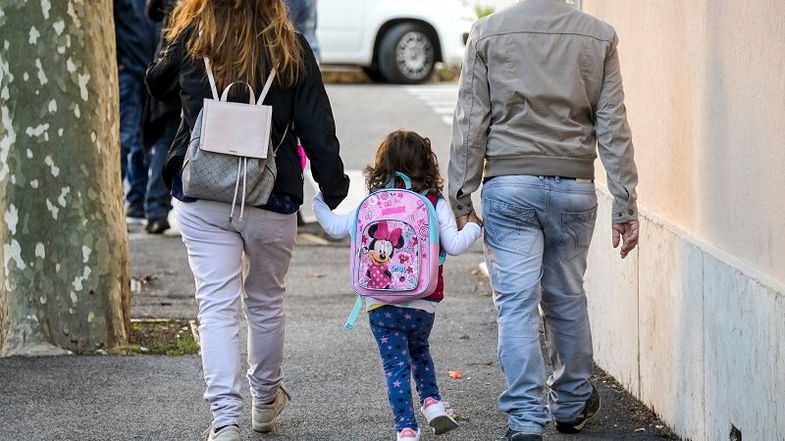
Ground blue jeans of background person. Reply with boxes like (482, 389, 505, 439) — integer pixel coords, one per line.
(369, 306, 441, 432)
(119, 70, 148, 213)
(144, 115, 176, 220)
(481, 175, 598, 434)
(284, 0, 319, 60)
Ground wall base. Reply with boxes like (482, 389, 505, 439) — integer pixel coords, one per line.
(586, 189, 784, 441)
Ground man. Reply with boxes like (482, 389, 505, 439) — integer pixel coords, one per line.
(114, 0, 159, 223)
(448, 1, 640, 440)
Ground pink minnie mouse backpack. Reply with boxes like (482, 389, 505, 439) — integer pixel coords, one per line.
(344, 172, 444, 329)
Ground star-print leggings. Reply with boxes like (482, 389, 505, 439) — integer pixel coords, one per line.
(369, 305, 441, 431)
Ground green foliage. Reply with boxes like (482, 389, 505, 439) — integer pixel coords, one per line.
(476, 6, 495, 18)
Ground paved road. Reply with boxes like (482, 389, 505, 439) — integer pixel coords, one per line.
(0, 84, 676, 441)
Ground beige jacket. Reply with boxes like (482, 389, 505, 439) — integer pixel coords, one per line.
(449, 0, 639, 223)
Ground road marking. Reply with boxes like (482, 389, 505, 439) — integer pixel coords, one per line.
(404, 84, 459, 128)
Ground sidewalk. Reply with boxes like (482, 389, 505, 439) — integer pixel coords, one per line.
(0, 224, 679, 440)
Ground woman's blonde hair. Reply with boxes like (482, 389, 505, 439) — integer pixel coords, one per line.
(166, 0, 304, 89)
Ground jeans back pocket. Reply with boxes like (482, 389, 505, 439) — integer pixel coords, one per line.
(484, 199, 539, 255)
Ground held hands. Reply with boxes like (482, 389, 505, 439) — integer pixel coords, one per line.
(612, 220, 640, 259)
(456, 212, 483, 231)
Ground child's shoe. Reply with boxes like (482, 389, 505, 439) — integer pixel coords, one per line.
(421, 397, 458, 435)
(397, 428, 421, 441)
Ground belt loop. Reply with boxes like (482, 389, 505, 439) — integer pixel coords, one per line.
(554, 176, 561, 183)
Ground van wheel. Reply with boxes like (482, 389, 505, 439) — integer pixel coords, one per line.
(362, 67, 386, 83)
(378, 23, 436, 84)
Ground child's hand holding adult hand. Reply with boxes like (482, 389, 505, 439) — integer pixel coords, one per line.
(468, 212, 483, 228)
(456, 212, 483, 230)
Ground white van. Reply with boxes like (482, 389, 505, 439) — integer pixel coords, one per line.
(317, 0, 477, 83)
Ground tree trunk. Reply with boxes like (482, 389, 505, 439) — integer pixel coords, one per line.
(0, 0, 130, 356)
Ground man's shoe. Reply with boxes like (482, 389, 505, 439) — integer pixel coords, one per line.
(555, 384, 601, 434)
(126, 206, 145, 225)
(145, 217, 170, 234)
(203, 424, 240, 441)
(421, 397, 458, 435)
(495, 429, 543, 441)
(252, 385, 290, 433)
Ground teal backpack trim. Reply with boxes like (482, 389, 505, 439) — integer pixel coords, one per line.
(344, 295, 364, 330)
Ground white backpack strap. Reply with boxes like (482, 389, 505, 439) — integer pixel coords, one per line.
(256, 70, 277, 106)
(203, 57, 219, 100)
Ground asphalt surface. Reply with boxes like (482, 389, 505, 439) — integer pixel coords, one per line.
(0, 84, 678, 441)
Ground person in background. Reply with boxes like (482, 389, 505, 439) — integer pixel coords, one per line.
(141, 0, 180, 234)
(114, 0, 159, 222)
(283, 0, 319, 60)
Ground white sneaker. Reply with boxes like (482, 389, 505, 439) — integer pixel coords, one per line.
(397, 428, 421, 441)
(203, 425, 240, 441)
(421, 397, 459, 435)
(252, 384, 291, 433)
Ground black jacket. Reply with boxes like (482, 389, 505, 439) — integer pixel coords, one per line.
(114, 0, 158, 76)
(144, 30, 349, 210)
(146, 0, 177, 22)
(141, 0, 180, 149)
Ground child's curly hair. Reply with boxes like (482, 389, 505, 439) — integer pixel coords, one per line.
(364, 130, 444, 194)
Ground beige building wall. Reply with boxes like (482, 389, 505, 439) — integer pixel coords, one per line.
(585, 0, 785, 286)
(579, 2, 785, 441)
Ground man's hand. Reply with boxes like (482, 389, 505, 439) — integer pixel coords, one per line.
(612, 220, 640, 259)
(456, 214, 469, 231)
(468, 211, 483, 228)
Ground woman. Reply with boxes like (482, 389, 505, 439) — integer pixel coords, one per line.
(145, 1, 349, 439)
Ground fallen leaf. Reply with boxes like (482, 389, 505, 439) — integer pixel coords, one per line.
(447, 370, 463, 379)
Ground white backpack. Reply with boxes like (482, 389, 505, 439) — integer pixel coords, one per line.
(181, 58, 287, 220)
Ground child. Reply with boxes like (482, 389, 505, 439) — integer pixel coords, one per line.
(313, 130, 482, 441)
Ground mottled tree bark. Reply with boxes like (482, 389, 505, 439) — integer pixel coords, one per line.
(0, 0, 130, 355)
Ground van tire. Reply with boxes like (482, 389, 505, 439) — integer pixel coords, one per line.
(378, 22, 437, 84)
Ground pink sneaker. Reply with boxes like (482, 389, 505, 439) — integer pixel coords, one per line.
(421, 397, 458, 435)
(397, 428, 420, 441)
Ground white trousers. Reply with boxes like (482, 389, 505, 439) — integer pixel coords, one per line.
(174, 199, 297, 428)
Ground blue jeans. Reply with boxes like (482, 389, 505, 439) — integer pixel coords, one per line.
(144, 115, 176, 220)
(284, 0, 319, 60)
(119, 70, 148, 211)
(481, 175, 598, 434)
(369, 306, 441, 432)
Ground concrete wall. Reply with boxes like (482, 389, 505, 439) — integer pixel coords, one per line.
(582, 2, 785, 440)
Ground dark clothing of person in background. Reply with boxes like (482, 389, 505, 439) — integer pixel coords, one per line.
(115, 0, 159, 76)
(284, 0, 320, 60)
(141, 0, 180, 232)
(114, 0, 159, 220)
